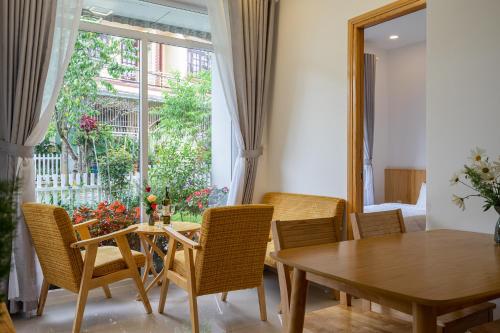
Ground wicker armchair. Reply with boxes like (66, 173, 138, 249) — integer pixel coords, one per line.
(261, 192, 345, 268)
(22, 203, 152, 333)
(158, 205, 274, 333)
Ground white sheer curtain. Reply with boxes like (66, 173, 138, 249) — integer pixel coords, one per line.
(207, 0, 246, 205)
(9, 0, 83, 313)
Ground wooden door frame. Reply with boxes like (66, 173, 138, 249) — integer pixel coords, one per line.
(346, 0, 426, 239)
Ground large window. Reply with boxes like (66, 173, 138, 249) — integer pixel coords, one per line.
(35, 1, 230, 231)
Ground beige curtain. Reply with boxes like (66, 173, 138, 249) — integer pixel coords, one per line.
(0, 0, 57, 313)
(208, 0, 278, 204)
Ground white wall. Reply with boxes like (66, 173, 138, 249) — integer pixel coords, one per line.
(427, 0, 500, 233)
(366, 42, 426, 203)
(254, 0, 394, 201)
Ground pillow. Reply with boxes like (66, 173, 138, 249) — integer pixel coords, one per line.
(416, 183, 426, 209)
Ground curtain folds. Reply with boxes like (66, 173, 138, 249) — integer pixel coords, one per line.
(207, 0, 277, 204)
(0, 0, 82, 313)
(363, 54, 376, 206)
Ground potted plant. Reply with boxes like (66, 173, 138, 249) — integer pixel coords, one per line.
(0, 180, 17, 333)
(450, 148, 500, 242)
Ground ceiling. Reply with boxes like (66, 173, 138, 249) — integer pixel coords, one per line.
(365, 9, 426, 50)
(83, 0, 210, 33)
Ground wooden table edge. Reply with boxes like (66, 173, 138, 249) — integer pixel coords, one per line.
(270, 249, 500, 309)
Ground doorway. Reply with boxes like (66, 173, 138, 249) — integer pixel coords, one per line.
(346, 0, 426, 239)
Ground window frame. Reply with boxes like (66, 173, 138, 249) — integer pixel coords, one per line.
(78, 20, 213, 222)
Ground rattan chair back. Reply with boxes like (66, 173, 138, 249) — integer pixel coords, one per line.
(22, 203, 84, 292)
(194, 204, 274, 296)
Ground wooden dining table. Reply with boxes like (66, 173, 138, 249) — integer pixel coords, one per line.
(270, 229, 500, 333)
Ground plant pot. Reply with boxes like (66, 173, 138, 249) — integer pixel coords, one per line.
(494, 206, 500, 244)
(0, 302, 15, 333)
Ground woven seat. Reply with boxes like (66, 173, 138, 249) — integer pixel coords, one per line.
(22, 203, 152, 333)
(172, 249, 197, 277)
(82, 246, 146, 277)
(158, 205, 274, 333)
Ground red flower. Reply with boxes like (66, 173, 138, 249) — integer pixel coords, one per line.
(186, 195, 192, 202)
(145, 186, 151, 193)
(197, 201, 203, 209)
(115, 204, 126, 214)
(195, 191, 201, 196)
(151, 203, 157, 210)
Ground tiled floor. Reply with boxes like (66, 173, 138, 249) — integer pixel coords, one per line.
(13, 271, 337, 333)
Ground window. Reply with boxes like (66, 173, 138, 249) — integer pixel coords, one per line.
(35, 0, 231, 230)
(187, 49, 211, 74)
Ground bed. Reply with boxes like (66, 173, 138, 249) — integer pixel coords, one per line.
(364, 168, 426, 232)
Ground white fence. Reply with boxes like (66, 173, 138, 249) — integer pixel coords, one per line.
(35, 154, 104, 207)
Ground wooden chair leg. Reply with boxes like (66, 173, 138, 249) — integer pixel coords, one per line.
(102, 285, 112, 299)
(257, 282, 267, 321)
(37, 278, 50, 316)
(158, 269, 171, 314)
(362, 299, 371, 312)
(221, 292, 228, 302)
(72, 244, 97, 333)
(340, 292, 352, 306)
(331, 289, 340, 300)
(158, 238, 177, 314)
(115, 236, 152, 314)
(185, 248, 199, 333)
(188, 290, 199, 333)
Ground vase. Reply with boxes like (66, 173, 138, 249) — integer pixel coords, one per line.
(495, 206, 500, 244)
(148, 214, 155, 226)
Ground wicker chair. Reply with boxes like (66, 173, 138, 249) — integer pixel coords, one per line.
(261, 192, 345, 269)
(158, 205, 274, 333)
(22, 203, 152, 333)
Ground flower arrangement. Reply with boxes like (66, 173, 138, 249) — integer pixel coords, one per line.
(72, 200, 139, 247)
(450, 148, 500, 211)
(143, 185, 158, 224)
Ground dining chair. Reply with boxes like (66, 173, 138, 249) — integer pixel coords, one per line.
(351, 209, 405, 240)
(350, 209, 495, 332)
(271, 217, 412, 332)
(22, 203, 152, 333)
(157, 204, 274, 333)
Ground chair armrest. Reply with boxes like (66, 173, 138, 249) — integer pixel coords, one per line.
(71, 225, 138, 248)
(163, 226, 201, 249)
(73, 219, 99, 240)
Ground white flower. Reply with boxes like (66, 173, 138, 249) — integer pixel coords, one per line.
(452, 195, 465, 210)
(469, 147, 486, 164)
(493, 157, 500, 176)
(475, 160, 495, 181)
(449, 173, 461, 185)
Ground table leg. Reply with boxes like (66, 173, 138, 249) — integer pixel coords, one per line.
(412, 303, 436, 333)
(287, 268, 308, 333)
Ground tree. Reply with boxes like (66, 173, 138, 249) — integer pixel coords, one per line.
(53, 31, 137, 175)
(149, 70, 212, 215)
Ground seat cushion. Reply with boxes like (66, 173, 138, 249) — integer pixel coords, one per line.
(172, 250, 197, 277)
(82, 246, 146, 277)
(264, 241, 276, 268)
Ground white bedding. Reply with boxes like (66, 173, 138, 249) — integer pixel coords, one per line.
(363, 203, 426, 232)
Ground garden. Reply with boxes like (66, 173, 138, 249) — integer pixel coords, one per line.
(36, 31, 227, 235)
